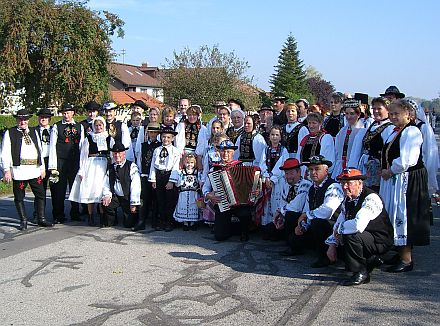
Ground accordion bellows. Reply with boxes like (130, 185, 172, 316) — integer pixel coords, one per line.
(208, 165, 262, 212)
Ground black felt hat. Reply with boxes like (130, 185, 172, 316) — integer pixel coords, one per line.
(160, 126, 178, 136)
(132, 100, 148, 111)
(302, 155, 333, 167)
(273, 94, 288, 102)
(36, 108, 53, 117)
(354, 93, 369, 105)
(59, 103, 75, 112)
(111, 142, 128, 153)
(84, 101, 101, 111)
(380, 86, 405, 99)
(13, 109, 32, 119)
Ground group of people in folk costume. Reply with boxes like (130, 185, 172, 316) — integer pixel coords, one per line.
(1, 85, 438, 286)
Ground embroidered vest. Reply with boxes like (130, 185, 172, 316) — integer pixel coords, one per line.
(239, 131, 257, 162)
(141, 140, 161, 174)
(9, 128, 42, 167)
(283, 123, 303, 154)
(55, 121, 81, 160)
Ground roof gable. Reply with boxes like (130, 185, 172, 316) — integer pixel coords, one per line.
(110, 62, 161, 87)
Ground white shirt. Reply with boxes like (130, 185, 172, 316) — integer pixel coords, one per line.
(148, 144, 181, 184)
(1, 128, 44, 180)
(304, 179, 344, 223)
(102, 160, 141, 205)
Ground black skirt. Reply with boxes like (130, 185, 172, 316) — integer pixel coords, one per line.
(406, 167, 431, 246)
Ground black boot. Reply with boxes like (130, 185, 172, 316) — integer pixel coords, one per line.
(36, 198, 52, 227)
(132, 216, 146, 231)
(15, 201, 27, 231)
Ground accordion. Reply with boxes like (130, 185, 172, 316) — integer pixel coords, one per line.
(208, 165, 262, 212)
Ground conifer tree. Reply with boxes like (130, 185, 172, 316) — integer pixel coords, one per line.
(270, 34, 312, 102)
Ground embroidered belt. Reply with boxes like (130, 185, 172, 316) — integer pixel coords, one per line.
(20, 159, 38, 165)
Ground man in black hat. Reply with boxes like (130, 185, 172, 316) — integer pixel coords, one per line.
(1, 109, 52, 230)
(228, 98, 245, 111)
(292, 155, 344, 267)
(323, 92, 345, 137)
(48, 103, 84, 223)
(81, 101, 101, 136)
(380, 85, 405, 101)
(102, 101, 131, 148)
(272, 94, 288, 126)
(202, 140, 255, 242)
(257, 106, 274, 142)
(326, 168, 393, 286)
(102, 142, 141, 228)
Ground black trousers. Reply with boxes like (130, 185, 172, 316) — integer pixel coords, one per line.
(290, 218, 333, 257)
(214, 205, 252, 241)
(51, 158, 79, 219)
(343, 232, 391, 272)
(155, 170, 178, 227)
(284, 211, 302, 244)
(13, 177, 46, 205)
(140, 176, 158, 226)
(103, 195, 138, 228)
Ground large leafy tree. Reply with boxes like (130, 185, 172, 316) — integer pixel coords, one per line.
(270, 34, 312, 102)
(307, 76, 335, 109)
(162, 45, 260, 112)
(0, 0, 124, 111)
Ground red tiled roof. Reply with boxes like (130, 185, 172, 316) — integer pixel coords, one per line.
(110, 62, 162, 87)
(111, 91, 165, 108)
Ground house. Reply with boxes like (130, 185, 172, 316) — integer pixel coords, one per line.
(109, 62, 164, 105)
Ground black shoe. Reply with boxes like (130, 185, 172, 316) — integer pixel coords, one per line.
(190, 223, 198, 231)
(183, 224, 189, 231)
(37, 218, 53, 227)
(386, 260, 413, 273)
(240, 233, 249, 242)
(19, 219, 28, 231)
(132, 223, 145, 231)
(311, 256, 332, 268)
(54, 217, 65, 224)
(279, 248, 303, 257)
(367, 255, 384, 273)
(343, 271, 370, 286)
(164, 224, 173, 232)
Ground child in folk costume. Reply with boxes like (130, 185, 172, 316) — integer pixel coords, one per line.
(133, 122, 162, 231)
(282, 103, 308, 158)
(149, 127, 181, 231)
(174, 154, 201, 230)
(260, 126, 289, 239)
(126, 111, 142, 162)
(69, 116, 113, 226)
(161, 106, 185, 149)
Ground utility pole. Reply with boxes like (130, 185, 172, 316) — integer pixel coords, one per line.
(121, 49, 126, 64)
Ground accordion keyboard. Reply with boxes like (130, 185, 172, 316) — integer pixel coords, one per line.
(208, 170, 237, 212)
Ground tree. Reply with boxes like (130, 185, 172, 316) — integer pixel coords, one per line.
(270, 34, 312, 102)
(0, 0, 124, 112)
(161, 45, 260, 112)
(307, 76, 335, 109)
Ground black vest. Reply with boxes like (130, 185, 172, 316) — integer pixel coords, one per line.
(381, 123, 424, 171)
(344, 187, 393, 245)
(8, 128, 42, 167)
(109, 161, 132, 201)
(239, 131, 257, 162)
(86, 134, 111, 156)
(323, 113, 344, 137)
(283, 123, 303, 154)
(362, 121, 391, 160)
(141, 140, 161, 174)
(55, 121, 81, 160)
(308, 177, 336, 211)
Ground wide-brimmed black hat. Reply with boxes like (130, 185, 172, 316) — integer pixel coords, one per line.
(13, 109, 32, 119)
(111, 142, 128, 153)
(336, 168, 367, 181)
(59, 103, 75, 112)
(132, 100, 148, 111)
(257, 106, 275, 113)
(160, 126, 178, 136)
(380, 86, 405, 99)
(84, 101, 101, 111)
(302, 155, 333, 167)
(216, 139, 238, 150)
(36, 108, 53, 117)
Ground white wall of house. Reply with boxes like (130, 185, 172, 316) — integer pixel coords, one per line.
(125, 86, 164, 103)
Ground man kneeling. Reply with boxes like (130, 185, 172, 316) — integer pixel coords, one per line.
(326, 168, 393, 286)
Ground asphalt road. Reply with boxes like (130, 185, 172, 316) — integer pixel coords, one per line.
(0, 190, 439, 326)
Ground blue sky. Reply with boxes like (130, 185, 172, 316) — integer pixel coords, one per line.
(88, 0, 439, 100)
